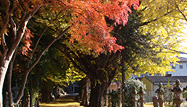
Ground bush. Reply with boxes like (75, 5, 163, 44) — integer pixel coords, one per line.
(123, 79, 146, 107)
(162, 84, 174, 107)
(108, 79, 145, 107)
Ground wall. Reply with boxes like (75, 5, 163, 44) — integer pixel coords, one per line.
(168, 63, 187, 76)
(141, 77, 153, 91)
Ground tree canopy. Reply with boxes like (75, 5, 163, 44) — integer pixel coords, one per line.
(118, 0, 187, 76)
(0, 0, 139, 106)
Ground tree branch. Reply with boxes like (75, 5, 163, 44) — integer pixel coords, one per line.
(14, 26, 70, 104)
(9, 0, 16, 14)
(27, 26, 48, 68)
(7, 4, 43, 59)
(7, 49, 17, 107)
(139, 10, 173, 26)
(10, 17, 17, 41)
(175, 2, 187, 21)
(0, 0, 10, 57)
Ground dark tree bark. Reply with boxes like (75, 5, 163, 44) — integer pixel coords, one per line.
(34, 96, 40, 107)
(80, 76, 89, 106)
(89, 81, 108, 107)
(3, 86, 7, 107)
(41, 88, 51, 103)
(41, 82, 53, 103)
(29, 79, 33, 107)
(22, 91, 29, 107)
(64, 50, 121, 107)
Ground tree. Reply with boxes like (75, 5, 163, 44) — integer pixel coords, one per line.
(61, 1, 187, 106)
(64, 48, 122, 107)
(4, 7, 71, 106)
(114, 1, 187, 106)
(0, 0, 139, 106)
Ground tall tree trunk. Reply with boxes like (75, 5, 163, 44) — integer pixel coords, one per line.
(41, 87, 51, 103)
(0, 59, 11, 107)
(88, 81, 108, 107)
(121, 71, 126, 107)
(41, 82, 53, 103)
(3, 84, 7, 107)
(80, 76, 89, 106)
(121, 58, 126, 107)
(22, 90, 29, 107)
(29, 79, 33, 107)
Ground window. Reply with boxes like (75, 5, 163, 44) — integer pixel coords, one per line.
(172, 65, 176, 69)
(179, 65, 183, 69)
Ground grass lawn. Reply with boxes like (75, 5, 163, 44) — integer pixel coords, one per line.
(40, 95, 84, 107)
(40, 98, 154, 107)
(40, 94, 172, 107)
(40, 102, 82, 107)
(144, 103, 154, 107)
(39, 94, 187, 107)
(40, 103, 153, 107)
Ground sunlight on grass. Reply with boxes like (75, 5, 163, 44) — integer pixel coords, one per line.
(40, 102, 84, 107)
(39, 98, 84, 107)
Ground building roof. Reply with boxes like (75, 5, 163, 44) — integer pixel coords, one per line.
(178, 57, 187, 63)
(144, 76, 187, 83)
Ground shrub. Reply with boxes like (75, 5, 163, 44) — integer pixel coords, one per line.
(123, 79, 146, 107)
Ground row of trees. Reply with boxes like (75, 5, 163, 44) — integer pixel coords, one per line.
(0, 0, 187, 107)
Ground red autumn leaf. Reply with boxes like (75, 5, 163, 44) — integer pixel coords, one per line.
(22, 27, 34, 55)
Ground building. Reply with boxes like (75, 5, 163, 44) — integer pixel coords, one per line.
(167, 57, 187, 76)
(141, 76, 187, 102)
(141, 76, 187, 91)
(135, 57, 187, 102)
(108, 81, 121, 92)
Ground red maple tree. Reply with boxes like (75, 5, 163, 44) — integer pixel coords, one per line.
(68, 0, 139, 53)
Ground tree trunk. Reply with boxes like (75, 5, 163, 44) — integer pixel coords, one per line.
(41, 83, 52, 103)
(34, 96, 40, 107)
(29, 79, 33, 107)
(3, 86, 8, 107)
(80, 76, 89, 106)
(88, 81, 108, 107)
(122, 71, 126, 107)
(0, 59, 11, 107)
(22, 91, 29, 107)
